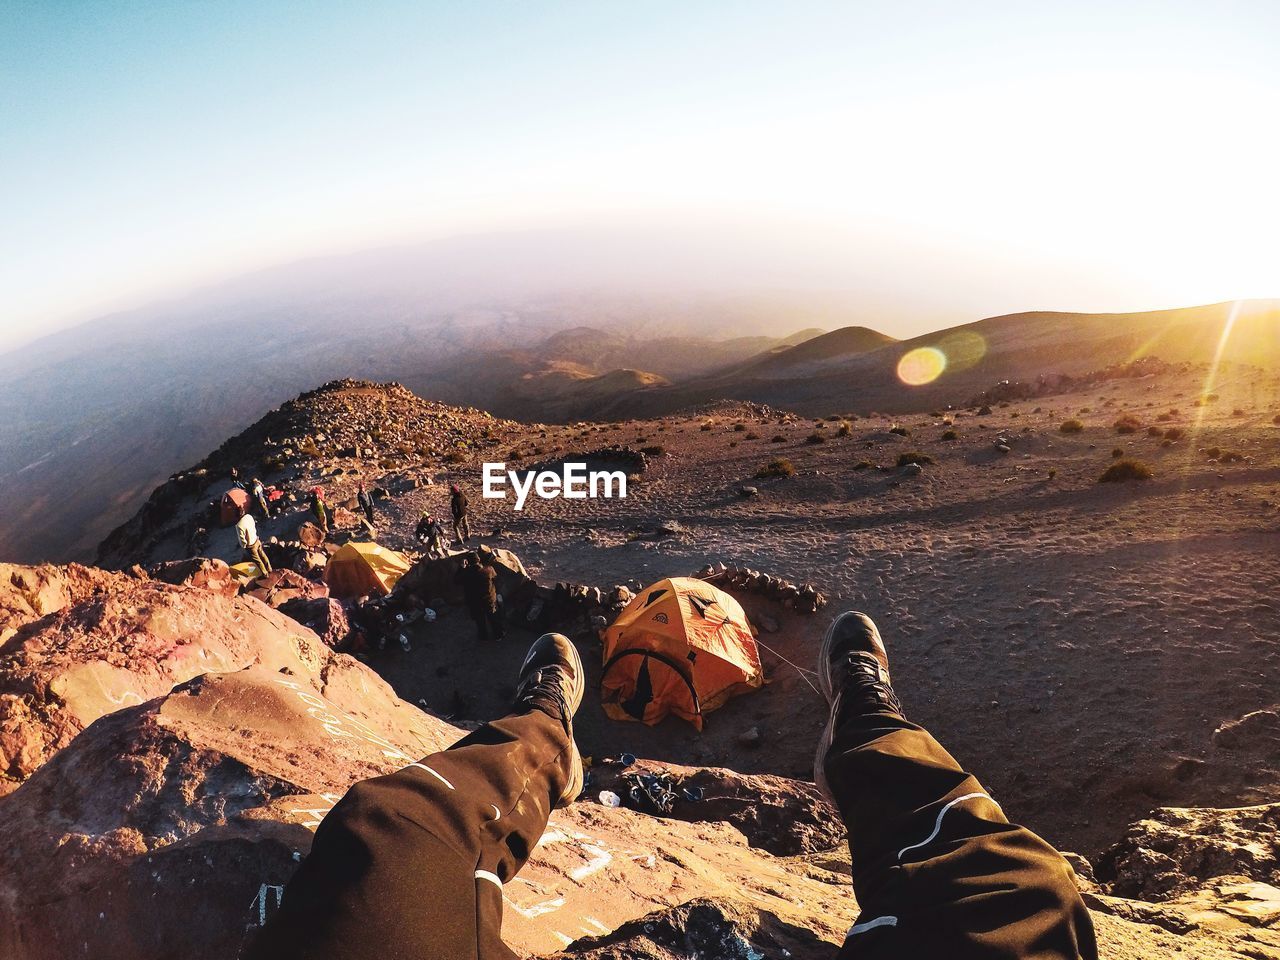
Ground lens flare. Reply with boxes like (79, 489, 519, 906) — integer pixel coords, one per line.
(936, 331, 987, 372)
(897, 347, 947, 386)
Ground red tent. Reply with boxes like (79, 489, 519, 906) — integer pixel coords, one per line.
(220, 488, 251, 526)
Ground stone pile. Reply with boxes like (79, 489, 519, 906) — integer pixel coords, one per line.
(696, 563, 828, 614)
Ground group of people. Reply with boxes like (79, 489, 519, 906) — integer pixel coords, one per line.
(414, 483, 472, 558)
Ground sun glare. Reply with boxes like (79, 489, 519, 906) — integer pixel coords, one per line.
(897, 347, 948, 386)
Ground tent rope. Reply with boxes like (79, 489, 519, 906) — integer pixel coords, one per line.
(754, 636, 822, 700)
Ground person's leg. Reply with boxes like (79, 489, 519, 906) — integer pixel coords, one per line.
(471, 607, 490, 642)
(254, 541, 273, 574)
(488, 605, 505, 641)
(462, 515, 471, 541)
(245, 634, 585, 960)
(817, 612, 1097, 960)
(453, 518, 463, 545)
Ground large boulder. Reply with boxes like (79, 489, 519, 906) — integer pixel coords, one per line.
(279, 596, 351, 650)
(0, 563, 127, 645)
(394, 548, 535, 609)
(0, 575, 335, 793)
(0, 666, 462, 960)
(244, 568, 330, 608)
(145, 556, 240, 598)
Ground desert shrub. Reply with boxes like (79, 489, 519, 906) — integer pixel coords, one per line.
(1163, 427, 1184, 441)
(756, 457, 795, 479)
(853, 460, 874, 470)
(445, 450, 467, 464)
(826, 415, 842, 421)
(1113, 415, 1142, 434)
(745, 431, 760, 440)
(1273, 414, 1280, 425)
(770, 435, 787, 443)
(940, 430, 958, 441)
(729, 441, 738, 448)
(837, 422, 851, 437)
(1059, 419, 1085, 434)
(896, 451, 934, 467)
(889, 425, 910, 437)
(1207, 447, 1245, 463)
(805, 432, 826, 445)
(1099, 459, 1153, 483)
(1233, 407, 1246, 416)
(1047, 468, 1057, 480)
(1079, 407, 1091, 414)
(700, 422, 714, 432)
(1111, 447, 1124, 458)
(507, 449, 523, 461)
(733, 423, 746, 432)
(977, 405, 993, 416)
(640, 445, 665, 456)
(1147, 426, 1163, 437)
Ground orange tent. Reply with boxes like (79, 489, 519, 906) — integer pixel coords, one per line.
(219, 488, 251, 526)
(600, 577, 763, 730)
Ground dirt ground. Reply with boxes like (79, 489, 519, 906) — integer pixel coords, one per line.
(358, 362, 1280, 858)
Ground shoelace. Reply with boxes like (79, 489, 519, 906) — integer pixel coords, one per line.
(519, 667, 573, 735)
(841, 651, 903, 716)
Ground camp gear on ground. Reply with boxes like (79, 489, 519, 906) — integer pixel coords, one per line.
(600, 577, 763, 730)
(324, 542, 412, 598)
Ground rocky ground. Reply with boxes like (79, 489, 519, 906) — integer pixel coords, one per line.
(6, 363, 1279, 957)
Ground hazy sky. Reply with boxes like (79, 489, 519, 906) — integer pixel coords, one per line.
(2, 0, 1277, 350)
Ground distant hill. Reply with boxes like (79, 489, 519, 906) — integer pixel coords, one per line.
(601, 300, 1280, 418)
(726, 325, 898, 378)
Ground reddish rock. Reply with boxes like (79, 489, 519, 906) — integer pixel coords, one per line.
(589, 758, 843, 855)
(279, 597, 350, 650)
(145, 556, 240, 597)
(244, 568, 329, 608)
(0, 666, 462, 960)
(0, 575, 330, 792)
(0, 562, 128, 643)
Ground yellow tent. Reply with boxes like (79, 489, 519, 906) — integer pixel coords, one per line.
(323, 542, 412, 598)
(600, 577, 763, 730)
(229, 561, 264, 582)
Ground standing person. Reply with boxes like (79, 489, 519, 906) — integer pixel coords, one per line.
(456, 551, 503, 642)
(251, 477, 270, 519)
(246, 612, 1096, 960)
(310, 487, 330, 534)
(357, 483, 376, 527)
(449, 483, 470, 545)
(415, 512, 447, 558)
(236, 511, 272, 575)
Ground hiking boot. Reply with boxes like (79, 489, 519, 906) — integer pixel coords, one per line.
(813, 611, 904, 802)
(514, 633, 585, 807)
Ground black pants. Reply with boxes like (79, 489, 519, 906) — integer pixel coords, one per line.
(248, 707, 1096, 959)
(245, 709, 571, 960)
(470, 603, 504, 642)
(453, 515, 471, 543)
(826, 710, 1097, 958)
